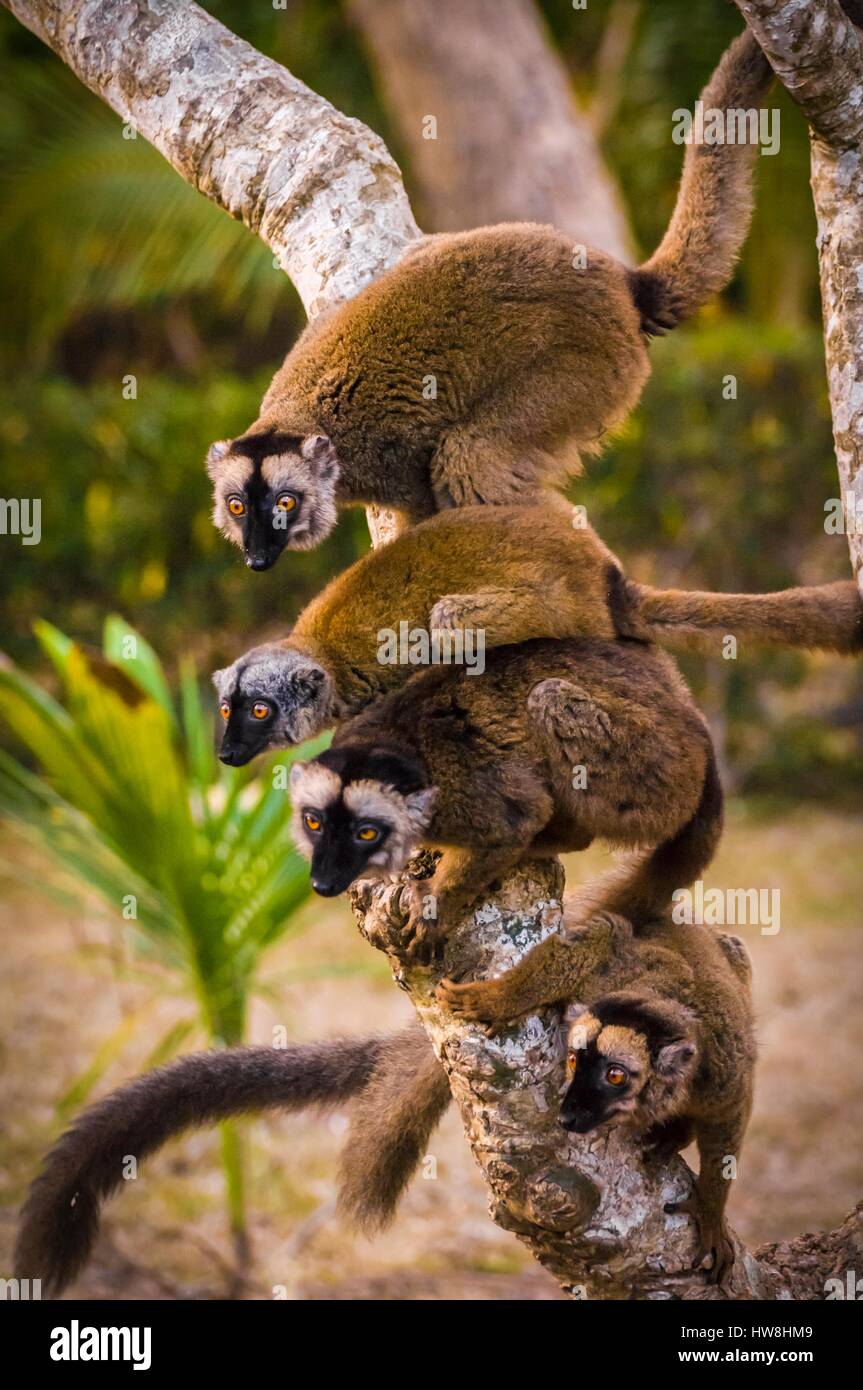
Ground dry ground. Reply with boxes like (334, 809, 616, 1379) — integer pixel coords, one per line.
(1, 799, 860, 1300)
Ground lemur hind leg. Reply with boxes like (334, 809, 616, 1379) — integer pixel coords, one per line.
(527, 678, 614, 755)
(429, 583, 575, 647)
(437, 913, 633, 1024)
(429, 410, 579, 510)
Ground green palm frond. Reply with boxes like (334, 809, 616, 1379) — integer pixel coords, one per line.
(0, 616, 319, 1036)
(0, 64, 285, 353)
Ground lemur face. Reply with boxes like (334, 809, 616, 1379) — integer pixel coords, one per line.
(559, 996, 698, 1135)
(212, 644, 335, 765)
(290, 748, 436, 898)
(207, 430, 340, 568)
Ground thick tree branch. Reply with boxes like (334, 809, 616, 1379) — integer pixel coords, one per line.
(734, 0, 863, 147)
(352, 861, 862, 1300)
(347, 0, 632, 258)
(735, 0, 863, 588)
(3, 0, 420, 317)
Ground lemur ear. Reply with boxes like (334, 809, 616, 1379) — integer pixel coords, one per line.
(301, 434, 339, 478)
(563, 1000, 590, 1027)
(655, 1038, 698, 1079)
(211, 666, 229, 693)
(405, 786, 437, 826)
(294, 665, 327, 697)
(205, 440, 231, 478)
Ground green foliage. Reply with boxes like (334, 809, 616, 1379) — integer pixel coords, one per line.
(575, 321, 862, 793)
(0, 618, 327, 1237)
(0, 371, 366, 669)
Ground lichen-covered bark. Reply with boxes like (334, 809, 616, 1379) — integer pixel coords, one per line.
(348, 0, 632, 259)
(2, 0, 420, 318)
(735, 0, 863, 588)
(351, 858, 861, 1299)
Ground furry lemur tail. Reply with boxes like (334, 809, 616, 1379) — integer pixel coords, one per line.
(566, 747, 724, 931)
(337, 1023, 452, 1233)
(632, 29, 773, 334)
(621, 578, 863, 656)
(15, 1025, 450, 1296)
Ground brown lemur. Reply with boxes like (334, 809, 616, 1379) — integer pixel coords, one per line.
(288, 636, 724, 958)
(211, 504, 862, 769)
(436, 910, 756, 1285)
(205, 30, 773, 569)
(15, 1022, 451, 1297)
(14, 912, 752, 1291)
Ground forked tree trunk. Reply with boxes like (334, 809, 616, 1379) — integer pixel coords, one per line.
(5, 0, 861, 1297)
(347, 0, 632, 257)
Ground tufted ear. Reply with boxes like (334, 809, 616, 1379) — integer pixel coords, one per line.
(292, 664, 327, 699)
(563, 1000, 590, 1027)
(211, 665, 232, 694)
(301, 433, 339, 479)
(655, 1037, 698, 1080)
(405, 786, 437, 832)
(205, 439, 232, 479)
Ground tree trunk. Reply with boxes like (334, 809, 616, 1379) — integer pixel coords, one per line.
(734, 0, 863, 590)
(347, 0, 632, 257)
(352, 858, 862, 1299)
(7, 0, 861, 1298)
(2, 0, 420, 318)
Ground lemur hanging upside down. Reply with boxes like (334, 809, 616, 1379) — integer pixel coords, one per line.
(288, 637, 722, 956)
(438, 910, 756, 1286)
(211, 504, 862, 768)
(206, 30, 773, 568)
(16, 912, 754, 1292)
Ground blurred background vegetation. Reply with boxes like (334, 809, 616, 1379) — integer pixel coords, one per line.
(1, 0, 858, 799)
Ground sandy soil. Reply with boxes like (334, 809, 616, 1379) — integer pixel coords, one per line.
(1, 800, 860, 1300)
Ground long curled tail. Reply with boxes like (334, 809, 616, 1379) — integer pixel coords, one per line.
(619, 577, 863, 655)
(566, 747, 724, 932)
(16, 1025, 446, 1296)
(632, 29, 773, 334)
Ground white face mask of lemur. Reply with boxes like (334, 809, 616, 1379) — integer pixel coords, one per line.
(212, 644, 336, 765)
(560, 993, 700, 1136)
(289, 751, 437, 898)
(206, 431, 340, 570)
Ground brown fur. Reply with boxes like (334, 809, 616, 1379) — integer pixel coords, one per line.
(15, 1025, 450, 1296)
(316, 637, 723, 955)
(209, 32, 772, 549)
(216, 504, 862, 758)
(438, 909, 755, 1285)
(621, 577, 863, 655)
(337, 1025, 451, 1233)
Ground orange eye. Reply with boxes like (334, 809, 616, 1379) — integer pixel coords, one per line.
(356, 825, 380, 843)
(228, 496, 245, 518)
(606, 1065, 627, 1087)
(276, 494, 297, 512)
(303, 812, 322, 833)
(566, 1049, 579, 1072)
(252, 702, 270, 720)
(219, 701, 230, 722)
